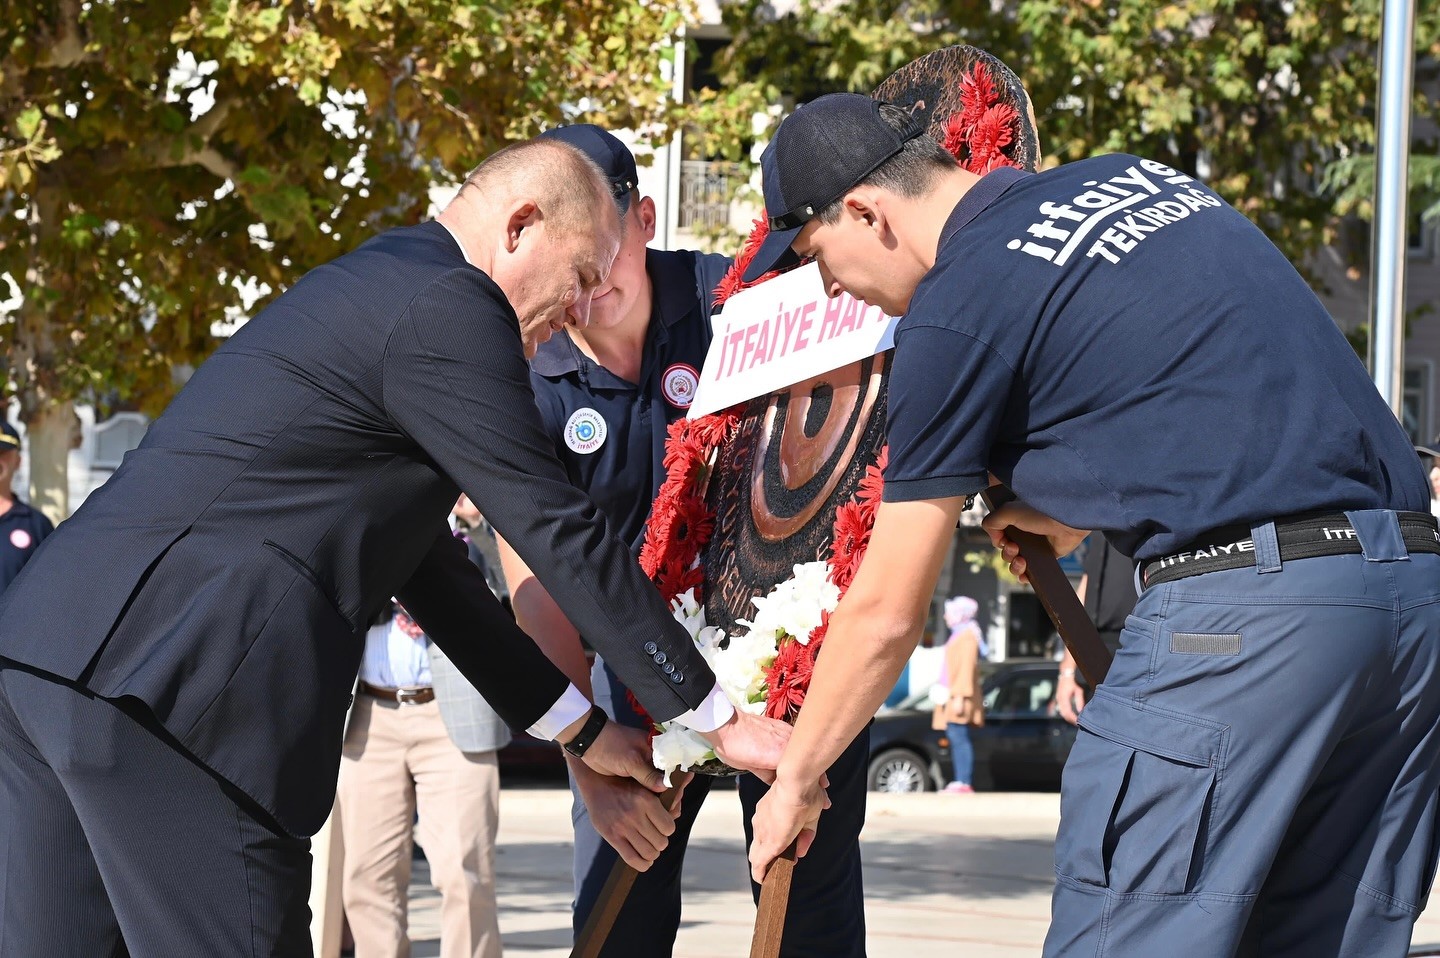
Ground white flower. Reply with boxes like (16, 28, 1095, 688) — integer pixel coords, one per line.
(651, 725, 716, 786)
(738, 562, 838, 644)
(670, 588, 707, 642)
(654, 560, 839, 775)
(695, 625, 728, 657)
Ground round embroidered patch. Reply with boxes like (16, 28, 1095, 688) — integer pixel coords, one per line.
(9, 529, 32, 550)
(661, 363, 700, 409)
(564, 408, 608, 455)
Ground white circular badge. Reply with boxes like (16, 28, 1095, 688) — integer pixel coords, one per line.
(661, 363, 700, 409)
(564, 408, 608, 455)
(9, 529, 32, 550)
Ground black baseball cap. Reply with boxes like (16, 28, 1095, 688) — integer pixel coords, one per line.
(0, 421, 19, 450)
(537, 124, 639, 215)
(1416, 438, 1440, 460)
(743, 93, 925, 283)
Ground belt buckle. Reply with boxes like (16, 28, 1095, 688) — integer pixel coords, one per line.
(395, 687, 427, 706)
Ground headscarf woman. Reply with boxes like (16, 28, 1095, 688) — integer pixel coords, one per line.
(932, 596, 985, 792)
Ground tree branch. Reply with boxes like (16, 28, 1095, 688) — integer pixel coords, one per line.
(35, 0, 95, 69)
(93, 97, 242, 181)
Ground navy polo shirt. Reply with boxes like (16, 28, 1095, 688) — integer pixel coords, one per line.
(530, 248, 732, 553)
(884, 154, 1428, 560)
(0, 499, 54, 592)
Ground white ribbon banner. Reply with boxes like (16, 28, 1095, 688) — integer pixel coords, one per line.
(689, 261, 900, 419)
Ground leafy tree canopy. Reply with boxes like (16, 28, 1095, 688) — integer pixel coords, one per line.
(0, 0, 753, 424)
(713, 0, 1440, 273)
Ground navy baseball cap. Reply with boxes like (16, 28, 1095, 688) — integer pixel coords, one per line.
(537, 124, 639, 215)
(742, 93, 925, 282)
(0, 422, 19, 450)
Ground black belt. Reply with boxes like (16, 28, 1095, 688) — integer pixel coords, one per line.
(1141, 511, 1440, 590)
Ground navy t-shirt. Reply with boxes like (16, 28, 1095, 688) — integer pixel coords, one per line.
(883, 155, 1428, 559)
(530, 248, 732, 553)
(0, 499, 54, 592)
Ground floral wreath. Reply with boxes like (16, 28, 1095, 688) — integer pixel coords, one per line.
(637, 61, 1017, 780)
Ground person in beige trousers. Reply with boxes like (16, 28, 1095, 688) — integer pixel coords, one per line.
(931, 596, 985, 794)
(337, 502, 511, 958)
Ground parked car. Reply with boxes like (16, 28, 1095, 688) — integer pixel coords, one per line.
(970, 659, 1082, 791)
(866, 691, 952, 792)
(497, 729, 567, 780)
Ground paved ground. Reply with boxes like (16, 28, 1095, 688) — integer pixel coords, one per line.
(404, 782, 1440, 957)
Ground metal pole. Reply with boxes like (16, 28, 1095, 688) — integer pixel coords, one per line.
(1368, 0, 1416, 416)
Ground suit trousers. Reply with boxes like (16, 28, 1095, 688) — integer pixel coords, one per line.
(0, 660, 313, 957)
(337, 694, 502, 958)
(1045, 513, 1440, 957)
(572, 660, 869, 957)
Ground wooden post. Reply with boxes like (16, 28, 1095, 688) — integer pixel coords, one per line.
(748, 839, 798, 958)
(569, 784, 682, 958)
(981, 486, 1112, 687)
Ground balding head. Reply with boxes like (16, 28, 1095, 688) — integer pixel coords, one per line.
(439, 138, 622, 358)
(457, 138, 616, 239)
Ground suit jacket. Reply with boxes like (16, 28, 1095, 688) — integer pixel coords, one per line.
(0, 221, 715, 835)
(429, 644, 512, 754)
(429, 533, 511, 754)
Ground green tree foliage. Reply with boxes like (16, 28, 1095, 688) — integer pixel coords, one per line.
(714, 0, 1440, 270)
(1, 0, 753, 518)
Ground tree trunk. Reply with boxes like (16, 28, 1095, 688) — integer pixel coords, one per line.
(25, 399, 72, 525)
(12, 184, 73, 526)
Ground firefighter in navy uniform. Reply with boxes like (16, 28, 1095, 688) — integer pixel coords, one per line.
(498, 124, 870, 958)
(744, 93, 1440, 958)
(0, 422, 54, 593)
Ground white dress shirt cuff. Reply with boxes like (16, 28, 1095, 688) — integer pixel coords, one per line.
(527, 683, 592, 741)
(669, 685, 735, 734)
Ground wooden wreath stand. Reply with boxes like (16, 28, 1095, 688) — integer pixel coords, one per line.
(570, 485, 1112, 958)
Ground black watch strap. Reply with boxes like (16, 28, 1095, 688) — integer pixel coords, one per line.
(561, 705, 608, 758)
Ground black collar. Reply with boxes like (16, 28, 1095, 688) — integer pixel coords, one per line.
(0, 498, 34, 520)
(937, 166, 1031, 253)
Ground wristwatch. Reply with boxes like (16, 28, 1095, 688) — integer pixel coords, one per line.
(561, 705, 608, 758)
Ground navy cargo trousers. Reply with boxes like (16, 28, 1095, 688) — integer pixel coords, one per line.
(1045, 510, 1440, 957)
(570, 659, 869, 958)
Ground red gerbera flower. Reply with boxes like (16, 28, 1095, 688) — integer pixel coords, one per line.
(764, 638, 815, 721)
(957, 63, 999, 137)
(856, 445, 889, 511)
(662, 437, 706, 486)
(689, 411, 741, 451)
(828, 500, 872, 592)
(669, 491, 716, 553)
(968, 103, 1018, 174)
(941, 111, 969, 163)
(715, 217, 779, 307)
(640, 490, 678, 575)
(807, 613, 829, 654)
(655, 556, 705, 601)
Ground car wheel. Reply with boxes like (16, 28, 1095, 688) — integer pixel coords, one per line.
(867, 748, 932, 793)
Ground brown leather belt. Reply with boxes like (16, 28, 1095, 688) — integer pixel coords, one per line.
(357, 680, 435, 705)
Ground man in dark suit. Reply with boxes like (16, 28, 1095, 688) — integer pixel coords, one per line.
(0, 138, 787, 956)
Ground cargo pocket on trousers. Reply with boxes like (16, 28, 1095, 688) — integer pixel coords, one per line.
(1056, 690, 1226, 896)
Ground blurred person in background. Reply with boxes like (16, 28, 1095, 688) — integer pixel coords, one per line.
(1054, 534, 1137, 724)
(1418, 440, 1440, 520)
(0, 421, 53, 594)
(338, 497, 513, 958)
(932, 596, 984, 793)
